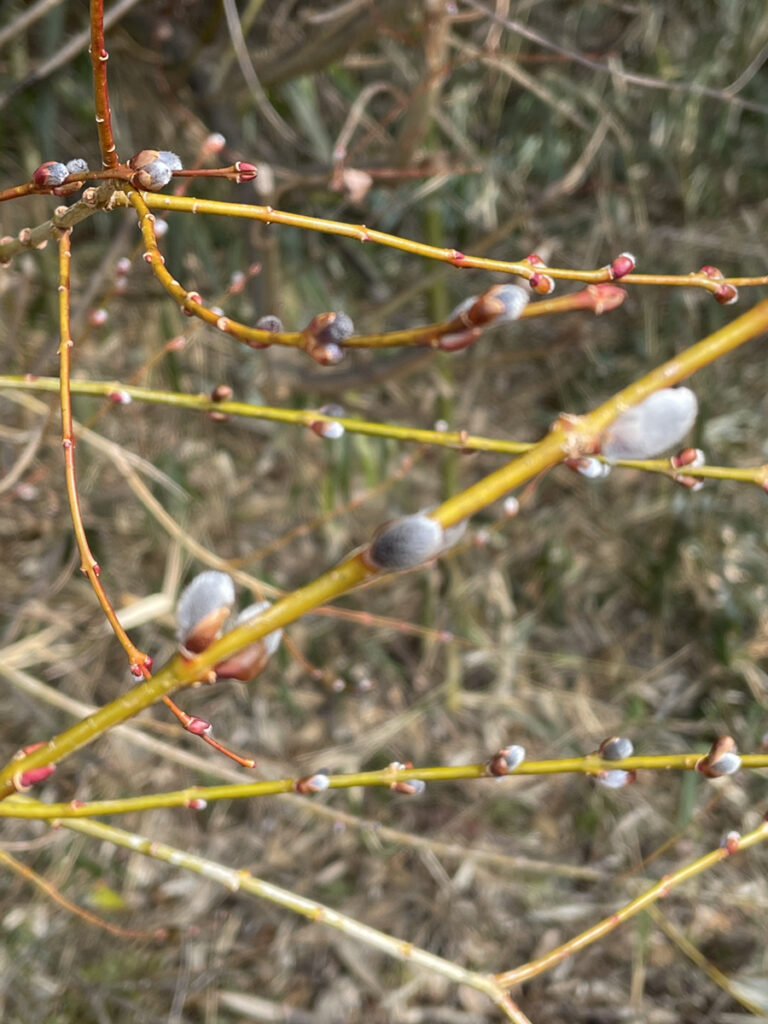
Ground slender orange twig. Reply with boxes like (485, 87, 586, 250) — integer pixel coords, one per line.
(89, 0, 118, 168)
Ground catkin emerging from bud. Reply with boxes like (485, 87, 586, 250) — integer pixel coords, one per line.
(365, 515, 445, 571)
(176, 571, 236, 654)
(600, 387, 698, 460)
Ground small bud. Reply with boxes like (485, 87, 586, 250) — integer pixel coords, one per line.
(295, 772, 330, 794)
(609, 252, 636, 279)
(234, 161, 258, 182)
(308, 341, 344, 365)
(720, 830, 740, 854)
(315, 312, 355, 346)
(157, 150, 182, 171)
(107, 389, 132, 404)
(154, 218, 169, 239)
(699, 265, 723, 280)
(391, 778, 426, 796)
(597, 769, 635, 789)
(599, 736, 634, 761)
(529, 272, 555, 295)
(183, 292, 202, 314)
(12, 742, 56, 791)
(255, 314, 283, 333)
(165, 335, 187, 351)
(176, 571, 236, 654)
(438, 327, 482, 352)
(488, 744, 526, 776)
(502, 496, 520, 518)
(203, 133, 226, 154)
(129, 150, 173, 190)
(229, 271, 246, 294)
(600, 388, 698, 461)
(697, 736, 742, 778)
(115, 257, 132, 276)
(33, 161, 69, 188)
(673, 474, 705, 492)
(364, 514, 446, 572)
(670, 447, 705, 469)
(66, 158, 89, 175)
(88, 308, 108, 327)
(186, 798, 208, 810)
(565, 456, 611, 479)
(211, 385, 233, 402)
(310, 404, 345, 439)
(714, 282, 738, 305)
(525, 253, 545, 268)
(185, 716, 212, 736)
(214, 601, 282, 681)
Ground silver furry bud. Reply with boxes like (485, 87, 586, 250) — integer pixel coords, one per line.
(601, 388, 698, 460)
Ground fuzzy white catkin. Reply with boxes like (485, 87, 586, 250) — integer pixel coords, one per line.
(176, 571, 236, 642)
(493, 284, 529, 322)
(367, 515, 445, 571)
(600, 387, 698, 460)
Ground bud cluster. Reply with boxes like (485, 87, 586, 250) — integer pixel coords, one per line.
(129, 149, 183, 191)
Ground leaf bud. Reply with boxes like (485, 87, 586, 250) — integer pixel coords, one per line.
(33, 161, 69, 187)
(600, 387, 698, 461)
(176, 570, 236, 655)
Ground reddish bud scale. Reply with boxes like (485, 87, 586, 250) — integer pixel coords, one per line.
(529, 272, 555, 295)
(12, 742, 56, 791)
(234, 161, 258, 182)
(211, 385, 234, 402)
(670, 447, 704, 469)
(438, 327, 483, 352)
(608, 252, 636, 279)
(525, 253, 545, 267)
(699, 265, 723, 280)
(185, 717, 212, 736)
(714, 282, 738, 305)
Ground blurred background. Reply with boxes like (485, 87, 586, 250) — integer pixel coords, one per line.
(1, 1, 768, 1021)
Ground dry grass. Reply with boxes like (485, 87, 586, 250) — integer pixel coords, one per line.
(1, 1, 768, 1021)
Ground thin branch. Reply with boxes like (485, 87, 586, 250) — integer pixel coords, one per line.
(3, 296, 768, 796)
(495, 816, 768, 988)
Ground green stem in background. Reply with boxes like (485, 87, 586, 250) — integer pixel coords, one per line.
(495, 816, 768, 988)
(1, 376, 765, 485)
(2, 297, 767, 798)
(43, 810, 529, 1023)
(1, 751, 767, 819)
(126, 191, 768, 296)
